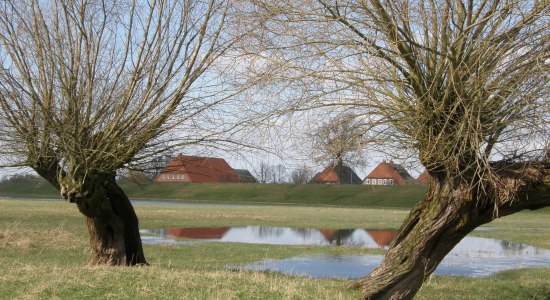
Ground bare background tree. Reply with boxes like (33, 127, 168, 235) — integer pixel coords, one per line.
(310, 113, 368, 183)
(240, 0, 550, 298)
(289, 165, 314, 184)
(136, 154, 174, 181)
(254, 162, 288, 183)
(271, 164, 289, 183)
(0, 0, 242, 266)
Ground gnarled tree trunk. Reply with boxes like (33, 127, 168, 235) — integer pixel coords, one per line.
(106, 179, 147, 265)
(34, 162, 147, 266)
(73, 177, 147, 266)
(352, 163, 550, 299)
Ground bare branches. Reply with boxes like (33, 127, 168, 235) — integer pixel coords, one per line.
(309, 112, 370, 168)
(230, 2, 550, 298)
(243, 0, 548, 181)
(0, 0, 237, 193)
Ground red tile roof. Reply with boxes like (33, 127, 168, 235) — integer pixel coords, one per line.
(309, 165, 362, 184)
(417, 170, 430, 183)
(366, 229, 398, 248)
(365, 161, 412, 185)
(165, 227, 230, 239)
(156, 155, 240, 183)
(319, 229, 337, 240)
(312, 169, 339, 183)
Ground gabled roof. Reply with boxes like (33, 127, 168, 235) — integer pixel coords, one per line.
(165, 227, 230, 239)
(319, 229, 355, 245)
(158, 155, 240, 183)
(365, 161, 412, 185)
(366, 229, 398, 248)
(309, 164, 362, 184)
(234, 169, 257, 183)
(393, 164, 413, 180)
(417, 170, 430, 183)
(310, 170, 338, 183)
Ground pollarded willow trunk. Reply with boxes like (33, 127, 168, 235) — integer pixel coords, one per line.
(84, 209, 126, 265)
(33, 160, 147, 266)
(63, 175, 147, 266)
(351, 179, 482, 299)
(106, 179, 147, 265)
(353, 163, 549, 300)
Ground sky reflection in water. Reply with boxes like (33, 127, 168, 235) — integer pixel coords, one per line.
(141, 227, 397, 248)
(140, 226, 550, 278)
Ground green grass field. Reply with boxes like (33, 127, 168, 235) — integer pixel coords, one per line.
(0, 179, 427, 208)
(1, 198, 549, 299)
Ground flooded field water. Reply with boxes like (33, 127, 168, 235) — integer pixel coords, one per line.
(140, 226, 550, 278)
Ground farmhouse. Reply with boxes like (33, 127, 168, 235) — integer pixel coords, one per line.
(363, 160, 413, 186)
(309, 164, 362, 184)
(366, 229, 397, 248)
(155, 155, 241, 183)
(320, 229, 397, 248)
(165, 227, 230, 240)
(234, 169, 257, 183)
(417, 170, 430, 184)
(319, 229, 354, 245)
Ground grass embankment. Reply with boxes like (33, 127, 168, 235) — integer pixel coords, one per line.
(1, 199, 549, 299)
(0, 179, 59, 199)
(0, 179, 426, 208)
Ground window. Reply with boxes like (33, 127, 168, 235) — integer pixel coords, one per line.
(383, 179, 388, 185)
(377, 179, 383, 185)
(389, 179, 394, 185)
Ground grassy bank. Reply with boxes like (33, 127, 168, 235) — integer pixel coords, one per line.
(1, 199, 549, 299)
(0, 180, 427, 208)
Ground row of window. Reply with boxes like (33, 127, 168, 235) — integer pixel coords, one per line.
(160, 174, 186, 180)
(364, 178, 394, 185)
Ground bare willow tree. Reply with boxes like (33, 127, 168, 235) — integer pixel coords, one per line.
(311, 113, 368, 182)
(289, 165, 313, 184)
(243, 0, 549, 298)
(254, 161, 288, 183)
(0, 0, 238, 266)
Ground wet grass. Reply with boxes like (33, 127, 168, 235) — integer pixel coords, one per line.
(1, 199, 549, 299)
